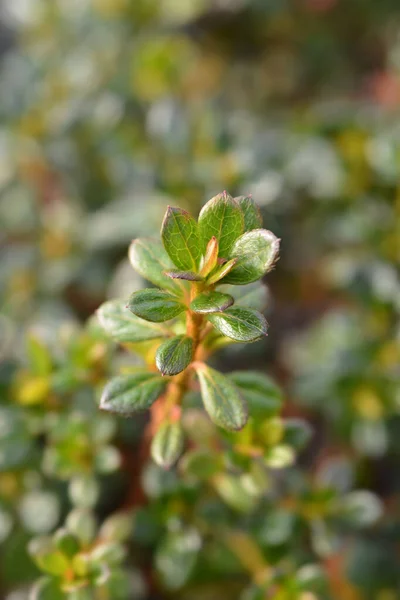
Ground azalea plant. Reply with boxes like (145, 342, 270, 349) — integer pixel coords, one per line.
(97, 192, 280, 467)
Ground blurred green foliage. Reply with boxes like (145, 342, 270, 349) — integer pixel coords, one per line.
(0, 0, 399, 598)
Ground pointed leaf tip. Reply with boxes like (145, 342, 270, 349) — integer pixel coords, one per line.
(194, 364, 248, 431)
(127, 288, 185, 322)
(161, 206, 201, 271)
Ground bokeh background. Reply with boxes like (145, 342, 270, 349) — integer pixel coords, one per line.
(0, 1, 399, 598)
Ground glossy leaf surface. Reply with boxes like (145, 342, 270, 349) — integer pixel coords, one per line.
(207, 307, 268, 342)
(198, 192, 244, 258)
(155, 335, 194, 376)
(127, 289, 185, 322)
(190, 291, 234, 314)
(161, 207, 201, 271)
(195, 364, 248, 431)
(223, 229, 280, 285)
(100, 373, 166, 415)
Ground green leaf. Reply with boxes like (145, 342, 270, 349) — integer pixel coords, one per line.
(97, 300, 168, 343)
(214, 474, 258, 512)
(67, 588, 93, 600)
(230, 371, 282, 418)
(53, 529, 80, 558)
(190, 291, 234, 314)
(198, 191, 244, 258)
(206, 258, 238, 284)
(220, 281, 269, 311)
(155, 335, 193, 376)
(207, 307, 268, 342)
(127, 289, 185, 322)
(283, 418, 313, 450)
(129, 238, 185, 296)
(161, 206, 201, 271)
(264, 445, 295, 469)
(66, 509, 97, 546)
(155, 529, 200, 589)
(100, 373, 166, 415)
(165, 269, 203, 281)
(195, 364, 248, 431)
(151, 421, 184, 468)
(28, 537, 69, 576)
(26, 335, 52, 375)
(31, 577, 65, 600)
(68, 476, 99, 509)
(222, 229, 280, 285)
(99, 513, 133, 543)
(236, 196, 262, 231)
(180, 449, 222, 480)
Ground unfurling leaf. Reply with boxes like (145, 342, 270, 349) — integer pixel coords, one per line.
(236, 196, 263, 231)
(198, 192, 244, 258)
(222, 229, 280, 285)
(207, 307, 268, 342)
(100, 373, 166, 415)
(195, 364, 248, 431)
(206, 258, 238, 284)
(230, 371, 282, 418)
(156, 335, 194, 376)
(161, 207, 201, 271)
(190, 291, 234, 314)
(165, 269, 203, 281)
(127, 289, 185, 322)
(200, 236, 219, 277)
(97, 300, 168, 342)
(151, 421, 184, 468)
(129, 238, 185, 296)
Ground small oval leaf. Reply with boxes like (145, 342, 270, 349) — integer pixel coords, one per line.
(161, 206, 201, 271)
(190, 291, 234, 314)
(151, 421, 184, 468)
(198, 192, 244, 258)
(100, 373, 166, 415)
(156, 335, 194, 376)
(223, 229, 280, 285)
(127, 289, 185, 322)
(195, 364, 248, 431)
(207, 307, 268, 342)
(97, 300, 168, 342)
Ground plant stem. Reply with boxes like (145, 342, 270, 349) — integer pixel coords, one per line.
(162, 282, 205, 417)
